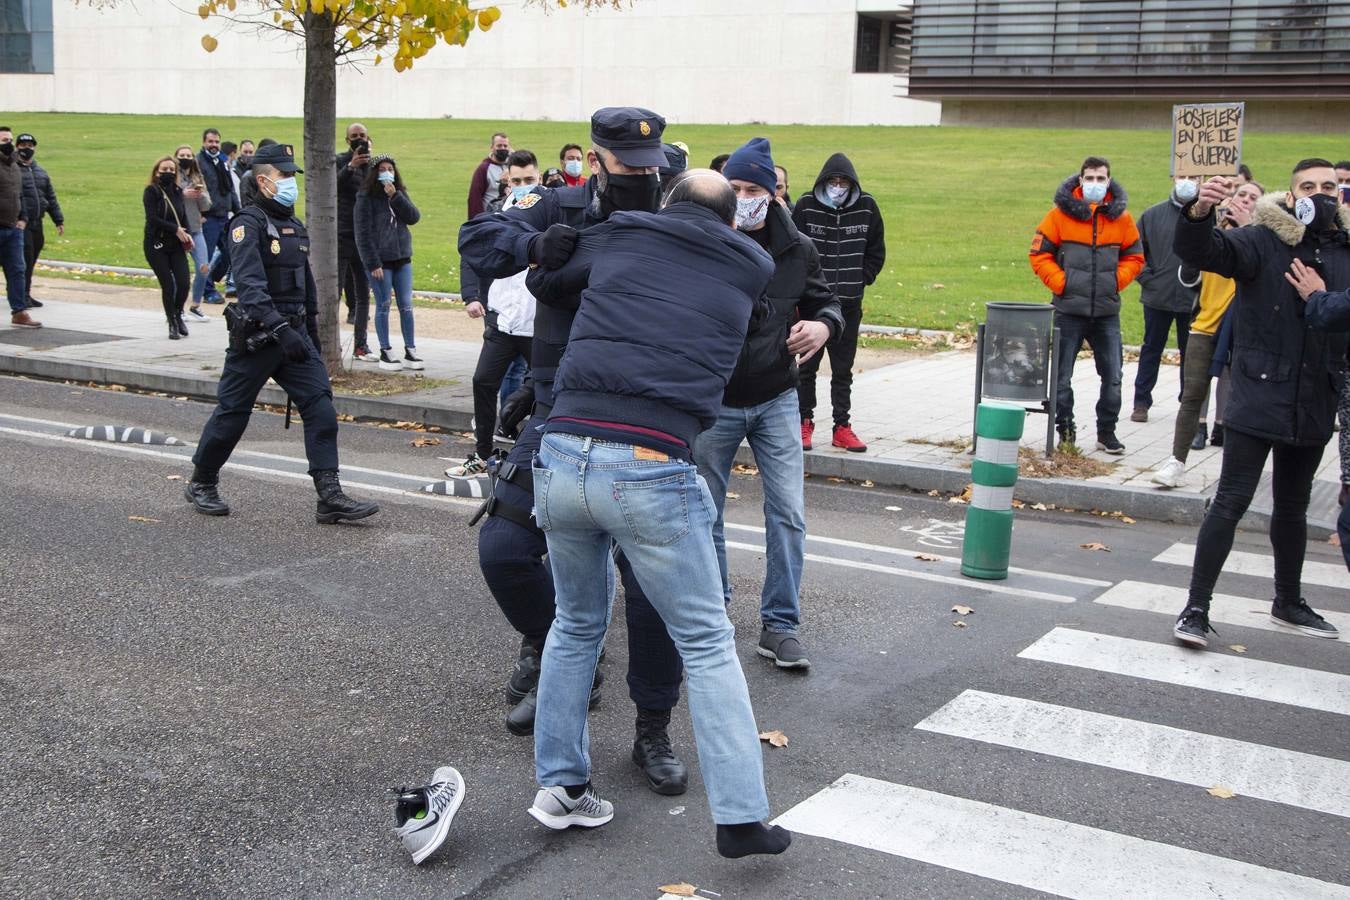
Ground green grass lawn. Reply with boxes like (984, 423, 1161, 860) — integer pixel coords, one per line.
(12, 111, 1339, 342)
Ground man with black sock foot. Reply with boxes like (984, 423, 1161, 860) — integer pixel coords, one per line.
(185, 143, 378, 525)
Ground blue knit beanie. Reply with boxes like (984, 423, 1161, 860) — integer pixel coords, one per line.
(722, 137, 777, 195)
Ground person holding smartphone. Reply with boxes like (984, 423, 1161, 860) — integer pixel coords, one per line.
(337, 123, 376, 360)
(174, 145, 214, 321)
(354, 154, 422, 371)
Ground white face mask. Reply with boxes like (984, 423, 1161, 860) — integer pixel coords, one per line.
(1174, 179, 1198, 202)
(826, 183, 850, 206)
(735, 194, 771, 230)
(1081, 180, 1108, 203)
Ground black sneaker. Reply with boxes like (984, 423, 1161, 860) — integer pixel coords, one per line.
(25, 297, 42, 308)
(757, 629, 811, 669)
(1096, 432, 1125, 455)
(507, 640, 541, 702)
(1270, 598, 1340, 639)
(1173, 605, 1215, 648)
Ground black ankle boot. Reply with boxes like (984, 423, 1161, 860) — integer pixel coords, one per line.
(176, 315, 189, 337)
(184, 467, 229, 516)
(312, 469, 379, 524)
(632, 707, 689, 796)
(507, 639, 542, 702)
(168, 318, 181, 340)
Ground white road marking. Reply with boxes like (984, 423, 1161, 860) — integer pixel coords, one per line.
(725, 521, 1110, 587)
(725, 540, 1076, 603)
(916, 690, 1350, 818)
(1094, 580, 1350, 637)
(1019, 628, 1350, 716)
(1155, 542, 1348, 589)
(773, 774, 1350, 899)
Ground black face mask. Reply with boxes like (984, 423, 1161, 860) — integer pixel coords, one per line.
(492, 148, 509, 163)
(1295, 193, 1341, 233)
(0, 143, 12, 157)
(176, 158, 193, 171)
(17, 147, 34, 162)
(158, 172, 177, 189)
(596, 157, 660, 216)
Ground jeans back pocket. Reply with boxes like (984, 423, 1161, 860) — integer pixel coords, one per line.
(615, 472, 690, 547)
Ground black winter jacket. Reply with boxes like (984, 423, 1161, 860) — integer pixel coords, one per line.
(18, 162, 61, 225)
(1136, 194, 1196, 313)
(354, 189, 421, 269)
(335, 150, 369, 240)
(791, 153, 885, 304)
(725, 203, 844, 407)
(527, 202, 774, 458)
(142, 183, 189, 245)
(196, 149, 239, 218)
(1174, 195, 1350, 445)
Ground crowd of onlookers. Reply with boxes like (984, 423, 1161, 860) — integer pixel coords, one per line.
(0, 126, 64, 329)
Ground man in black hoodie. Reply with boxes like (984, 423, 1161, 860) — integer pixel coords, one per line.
(792, 153, 886, 453)
(701, 138, 843, 670)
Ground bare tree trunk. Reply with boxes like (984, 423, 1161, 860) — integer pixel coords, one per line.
(303, 11, 340, 375)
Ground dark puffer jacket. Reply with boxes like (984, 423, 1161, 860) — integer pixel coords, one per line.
(527, 201, 774, 457)
(1030, 175, 1144, 318)
(1174, 195, 1350, 445)
(1135, 193, 1196, 313)
(354, 188, 421, 269)
(725, 202, 843, 408)
(791, 153, 886, 304)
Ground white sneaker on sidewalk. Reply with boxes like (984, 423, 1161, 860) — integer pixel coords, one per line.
(1151, 457, 1186, 489)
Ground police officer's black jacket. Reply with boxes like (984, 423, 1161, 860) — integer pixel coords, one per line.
(725, 202, 843, 408)
(230, 196, 318, 337)
(458, 180, 598, 409)
(1174, 194, 1350, 446)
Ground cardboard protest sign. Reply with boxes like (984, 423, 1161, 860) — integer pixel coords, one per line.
(1172, 102, 1245, 178)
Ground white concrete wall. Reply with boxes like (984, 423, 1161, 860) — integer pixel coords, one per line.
(0, 0, 939, 126)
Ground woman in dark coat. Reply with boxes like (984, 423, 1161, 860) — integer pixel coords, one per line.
(142, 156, 193, 339)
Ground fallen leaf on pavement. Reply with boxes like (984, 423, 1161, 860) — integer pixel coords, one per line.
(410, 436, 442, 447)
(885, 505, 902, 511)
(827, 477, 846, 483)
(952, 604, 974, 615)
(953, 620, 969, 628)
(1228, 645, 1247, 654)
(732, 464, 759, 476)
(1121, 516, 1137, 525)
(166, 475, 183, 481)
(947, 496, 967, 505)
(658, 884, 697, 898)
(107, 384, 128, 392)
(916, 553, 941, 562)
(860, 480, 874, 488)
(1011, 499, 1025, 509)
(1079, 542, 1111, 552)
(1207, 785, 1236, 799)
(1031, 502, 1049, 511)
(927, 489, 941, 497)
(128, 515, 160, 524)
(725, 491, 740, 500)
(758, 730, 789, 748)
(1331, 533, 1342, 547)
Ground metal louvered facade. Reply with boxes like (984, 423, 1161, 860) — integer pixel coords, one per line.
(909, 0, 1350, 98)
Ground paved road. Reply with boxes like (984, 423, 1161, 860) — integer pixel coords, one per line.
(2, 376, 1347, 899)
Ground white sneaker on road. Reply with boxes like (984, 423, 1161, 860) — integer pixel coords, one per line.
(1151, 457, 1186, 489)
(528, 784, 614, 830)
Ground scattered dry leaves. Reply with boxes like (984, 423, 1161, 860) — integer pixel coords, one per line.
(758, 730, 789, 748)
(658, 884, 697, 898)
(952, 604, 974, 616)
(1207, 785, 1236, 799)
(1079, 542, 1111, 552)
(1031, 502, 1050, 511)
(1018, 446, 1115, 480)
(128, 515, 161, 524)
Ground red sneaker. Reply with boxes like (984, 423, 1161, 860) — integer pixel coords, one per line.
(832, 424, 867, 452)
(801, 418, 814, 451)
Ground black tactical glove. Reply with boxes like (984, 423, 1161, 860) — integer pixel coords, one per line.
(275, 325, 309, 363)
(497, 380, 534, 440)
(528, 223, 579, 269)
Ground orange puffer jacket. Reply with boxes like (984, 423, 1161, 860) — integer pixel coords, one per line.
(1029, 174, 1144, 318)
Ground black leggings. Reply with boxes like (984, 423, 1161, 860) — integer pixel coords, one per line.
(144, 238, 189, 321)
(1188, 426, 1325, 605)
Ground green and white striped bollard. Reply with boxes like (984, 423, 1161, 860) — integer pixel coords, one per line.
(961, 402, 1026, 580)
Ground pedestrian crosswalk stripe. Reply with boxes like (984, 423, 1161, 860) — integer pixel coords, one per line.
(772, 774, 1350, 899)
(1154, 542, 1348, 589)
(1095, 580, 1350, 636)
(1019, 628, 1350, 716)
(915, 690, 1350, 819)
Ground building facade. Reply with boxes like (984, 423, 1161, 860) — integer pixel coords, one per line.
(0, 0, 940, 126)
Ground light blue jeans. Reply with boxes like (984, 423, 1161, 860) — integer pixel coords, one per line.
(370, 263, 415, 352)
(532, 432, 770, 825)
(188, 231, 210, 304)
(693, 388, 805, 634)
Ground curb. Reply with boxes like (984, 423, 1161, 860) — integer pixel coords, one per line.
(3, 351, 1331, 537)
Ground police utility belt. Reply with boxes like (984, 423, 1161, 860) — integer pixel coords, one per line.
(223, 303, 305, 353)
(469, 459, 540, 535)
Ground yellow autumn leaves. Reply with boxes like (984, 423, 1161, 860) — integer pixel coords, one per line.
(196, 0, 503, 67)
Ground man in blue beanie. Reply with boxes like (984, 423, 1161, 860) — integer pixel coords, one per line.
(704, 138, 844, 670)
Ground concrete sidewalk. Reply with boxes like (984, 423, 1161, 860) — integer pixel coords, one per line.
(2, 280, 1342, 533)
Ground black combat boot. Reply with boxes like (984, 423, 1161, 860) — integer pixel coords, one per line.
(507, 638, 542, 702)
(184, 467, 229, 516)
(632, 707, 688, 796)
(312, 469, 379, 524)
(506, 670, 603, 737)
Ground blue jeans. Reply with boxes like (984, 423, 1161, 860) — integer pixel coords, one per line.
(1054, 311, 1123, 435)
(1133, 305, 1190, 409)
(370, 263, 415, 352)
(533, 432, 769, 824)
(200, 216, 227, 300)
(188, 231, 211, 304)
(693, 388, 805, 633)
(1, 225, 28, 313)
(500, 354, 528, 407)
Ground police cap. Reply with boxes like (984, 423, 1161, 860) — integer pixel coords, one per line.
(251, 142, 304, 173)
(590, 107, 667, 169)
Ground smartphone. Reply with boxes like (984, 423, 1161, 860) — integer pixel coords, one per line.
(1340, 184, 1350, 205)
(353, 140, 370, 157)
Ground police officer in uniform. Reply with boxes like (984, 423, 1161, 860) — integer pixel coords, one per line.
(184, 143, 379, 524)
(458, 108, 690, 795)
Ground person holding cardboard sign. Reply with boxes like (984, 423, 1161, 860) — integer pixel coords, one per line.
(1170, 159, 1349, 648)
